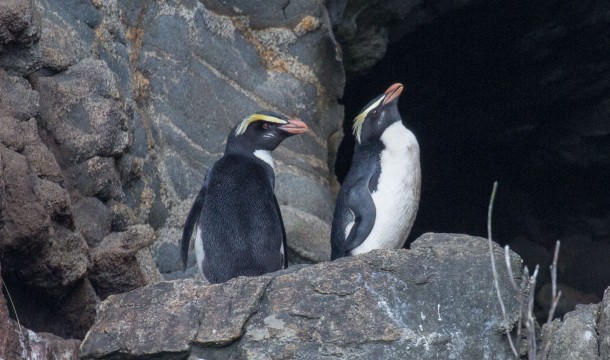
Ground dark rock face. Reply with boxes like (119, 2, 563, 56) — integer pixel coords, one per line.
(1, 260, 81, 360)
(327, 0, 482, 73)
(80, 234, 524, 359)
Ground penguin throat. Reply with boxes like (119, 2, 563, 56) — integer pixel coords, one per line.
(253, 149, 275, 170)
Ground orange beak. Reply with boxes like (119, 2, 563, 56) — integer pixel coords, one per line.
(382, 83, 404, 105)
(279, 118, 308, 135)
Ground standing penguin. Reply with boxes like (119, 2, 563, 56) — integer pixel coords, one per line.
(181, 111, 308, 283)
(331, 83, 421, 260)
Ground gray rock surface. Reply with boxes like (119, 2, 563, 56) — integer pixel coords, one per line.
(542, 304, 599, 360)
(80, 233, 525, 359)
(539, 286, 610, 360)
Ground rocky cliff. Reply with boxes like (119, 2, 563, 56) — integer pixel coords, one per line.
(1, 0, 343, 342)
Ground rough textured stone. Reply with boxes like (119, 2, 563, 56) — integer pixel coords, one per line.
(0, 69, 39, 120)
(80, 233, 525, 359)
(89, 224, 157, 299)
(38, 58, 131, 165)
(540, 305, 599, 360)
(0, 141, 90, 298)
(55, 278, 99, 340)
(80, 276, 271, 358)
(66, 156, 124, 201)
(114, 0, 344, 274)
(538, 286, 610, 360)
(0, 0, 95, 75)
(72, 197, 112, 248)
(0, 0, 40, 50)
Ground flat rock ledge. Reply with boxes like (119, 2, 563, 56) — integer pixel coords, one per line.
(79, 233, 523, 359)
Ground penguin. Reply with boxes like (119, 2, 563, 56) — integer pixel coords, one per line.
(331, 83, 421, 260)
(181, 111, 308, 283)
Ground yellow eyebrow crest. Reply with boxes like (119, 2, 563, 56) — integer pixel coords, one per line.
(352, 96, 384, 143)
(235, 113, 288, 136)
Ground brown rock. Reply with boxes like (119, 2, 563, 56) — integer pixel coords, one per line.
(89, 224, 156, 299)
(80, 276, 272, 358)
(0, 144, 50, 246)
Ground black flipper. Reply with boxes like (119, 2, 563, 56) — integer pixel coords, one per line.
(181, 179, 207, 272)
(273, 195, 288, 269)
(342, 174, 377, 254)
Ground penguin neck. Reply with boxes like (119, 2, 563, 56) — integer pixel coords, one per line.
(380, 121, 415, 151)
(252, 149, 274, 170)
(224, 142, 276, 171)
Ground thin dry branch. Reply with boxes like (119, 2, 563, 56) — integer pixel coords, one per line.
(526, 265, 539, 360)
(487, 181, 519, 358)
(547, 241, 562, 324)
(0, 273, 22, 333)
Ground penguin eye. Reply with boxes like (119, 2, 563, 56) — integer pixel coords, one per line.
(371, 110, 379, 119)
(262, 122, 270, 130)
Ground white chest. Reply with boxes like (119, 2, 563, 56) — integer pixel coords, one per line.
(352, 122, 421, 254)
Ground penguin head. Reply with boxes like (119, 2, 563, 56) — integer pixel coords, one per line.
(227, 110, 308, 153)
(353, 83, 404, 144)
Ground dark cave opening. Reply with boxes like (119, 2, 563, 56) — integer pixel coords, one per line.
(335, 0, 610, 315)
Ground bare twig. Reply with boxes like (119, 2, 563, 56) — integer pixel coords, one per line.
(540, 240, 562, 359)
(547, 241, 561, 324)
(526, 265, 539, 360)
(487, 182, 519, 358)
(504, 245, 519, 290)
(0, 273, 22, 333)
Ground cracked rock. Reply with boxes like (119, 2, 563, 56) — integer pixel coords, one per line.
(88, 224, 158, 299)
(80, 233, 526, 359)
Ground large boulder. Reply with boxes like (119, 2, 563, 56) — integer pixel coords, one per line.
(80, 233, 525, 359)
